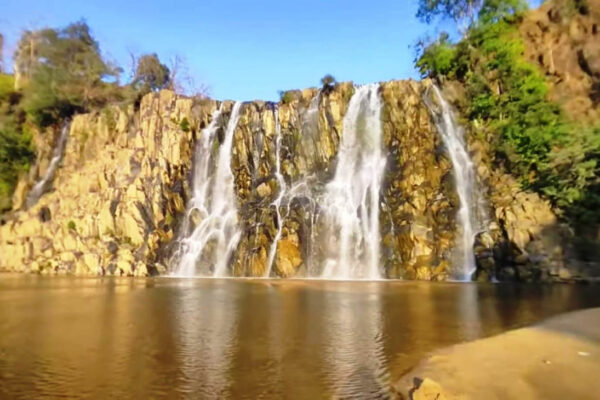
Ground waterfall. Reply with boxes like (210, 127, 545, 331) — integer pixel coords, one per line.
(425, 85, 482, 281)
(265, 107, 286, 277)
(26, 121, 70, 208)
(319, 84, 385, 280)
(173, 102, 243, 277)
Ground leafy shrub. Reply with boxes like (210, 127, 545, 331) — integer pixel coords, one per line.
(320, 74, 336, 89)
(415, 33, 458, 78)
(0, 74, 15, 101)
(67, 220, 76, 231)
(278, 91, 295, 104)
(179, 117, 190, 132)
(0, 74, 33, 211)
(17, 22, 120, 127)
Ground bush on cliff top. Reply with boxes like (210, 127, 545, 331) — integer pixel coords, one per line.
(416, 0, 600, 223)
(16, 21, 121, 127)
(0, 74, 34, 211)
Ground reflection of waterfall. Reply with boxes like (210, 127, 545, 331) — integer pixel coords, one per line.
(26, 121, 70, 208)
(319, 84, 385, 280)
(175, 281, 238, 397)
(425, 85, 485, 281)
(173, 103, 243, 277)
(322, 283, 390, 398)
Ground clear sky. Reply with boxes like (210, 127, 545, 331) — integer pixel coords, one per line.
(1, 0, 449, 101)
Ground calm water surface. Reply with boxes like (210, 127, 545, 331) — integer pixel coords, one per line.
(1, 274, 599, 399)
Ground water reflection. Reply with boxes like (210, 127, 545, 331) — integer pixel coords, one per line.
(320, 283, 390, 398)
(0, 275, 599, 399)
(174, 280, 239, 397)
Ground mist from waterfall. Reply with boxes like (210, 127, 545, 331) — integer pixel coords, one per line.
(26, 121, 70, 208)
(425, 85, 484, 281)
(173, 102, 243, 277)
(319, 84, 385, 280)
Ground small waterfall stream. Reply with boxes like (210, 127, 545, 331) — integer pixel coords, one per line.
(425, 85, 482, 281)
(174, 102, 243, 277)
(265, 107, 286, 277)
(26, 121, 70, 208)
(319, 84, 386, 280)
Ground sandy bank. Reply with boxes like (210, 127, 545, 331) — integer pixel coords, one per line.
(395, 307, 600, 400)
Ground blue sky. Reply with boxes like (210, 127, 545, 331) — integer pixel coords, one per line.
(2, 1, 453, 101)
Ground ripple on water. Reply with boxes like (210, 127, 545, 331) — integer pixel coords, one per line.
(1, 275, 599, 399)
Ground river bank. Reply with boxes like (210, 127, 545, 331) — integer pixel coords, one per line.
(395, 307, 600, 399)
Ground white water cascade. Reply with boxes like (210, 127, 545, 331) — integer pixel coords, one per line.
(320, 84, 386, 280)
(425, 85, 482, 281)
(173, 102, 243, 277)
(26, 121, 70, 208)
(264, 107, 286, 277)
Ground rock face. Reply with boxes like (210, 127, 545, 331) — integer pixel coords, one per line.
(0, 79, 595, 280)
(0, 91, 215, 275)
(520, 0, 600, 122)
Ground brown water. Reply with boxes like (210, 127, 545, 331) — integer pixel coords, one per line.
(1, 274, 599, 399)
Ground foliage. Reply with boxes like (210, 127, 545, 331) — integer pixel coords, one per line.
(179, 117, 190, 132)
(133, 53, 170, 93)
(67, 220, 76, 231)
(278, 90, 295, 104)
(417, 0, 483, 31)
(415, 33, 458, 78)
(0, 21, 209, 211)
(320, 74, 336, 89)
(0, 74, 33, 211)
(416, 0, 600, 223)
(0, 74, 15, 100)
(17, 21, 121, 127)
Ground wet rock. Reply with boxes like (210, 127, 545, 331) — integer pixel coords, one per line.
(256, 182, 272, 198)
(408, 377, 449, 400)
(38, 206, 51, 222)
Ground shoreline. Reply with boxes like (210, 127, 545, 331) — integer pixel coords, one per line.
(395, 307, 600, 400)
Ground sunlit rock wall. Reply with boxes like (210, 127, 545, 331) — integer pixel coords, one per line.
(0, 91, 216, 275)
(0, 80, 591, 281)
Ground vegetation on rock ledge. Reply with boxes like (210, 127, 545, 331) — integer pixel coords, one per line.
(0, 21, 177, 211)
(416, 0, 600, 224)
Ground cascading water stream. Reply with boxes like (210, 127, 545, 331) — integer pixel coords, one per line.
(425, 85, 483, 281)
(173, 102, 243, 277)
(319, 84, 385, 280)
(26, 121, 70, 208)
(264, 107, 286, 277)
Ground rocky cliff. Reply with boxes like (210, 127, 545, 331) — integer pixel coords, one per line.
(520, 0, 600, 123)
(1, 74, 593, 281)
(0, 91, 216, 275)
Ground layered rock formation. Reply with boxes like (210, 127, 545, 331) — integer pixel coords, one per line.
(0, 77, 595, 280)
(0, 91, 215, 275)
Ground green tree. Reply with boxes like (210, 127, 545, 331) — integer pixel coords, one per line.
(415, 0, 600, 223)
(320, 74, 336, 89)
(417, 0, 483, 31)
(18, 21, 120, 127)
(0, 74, 33, 211)
(133, 53, 170, 93)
